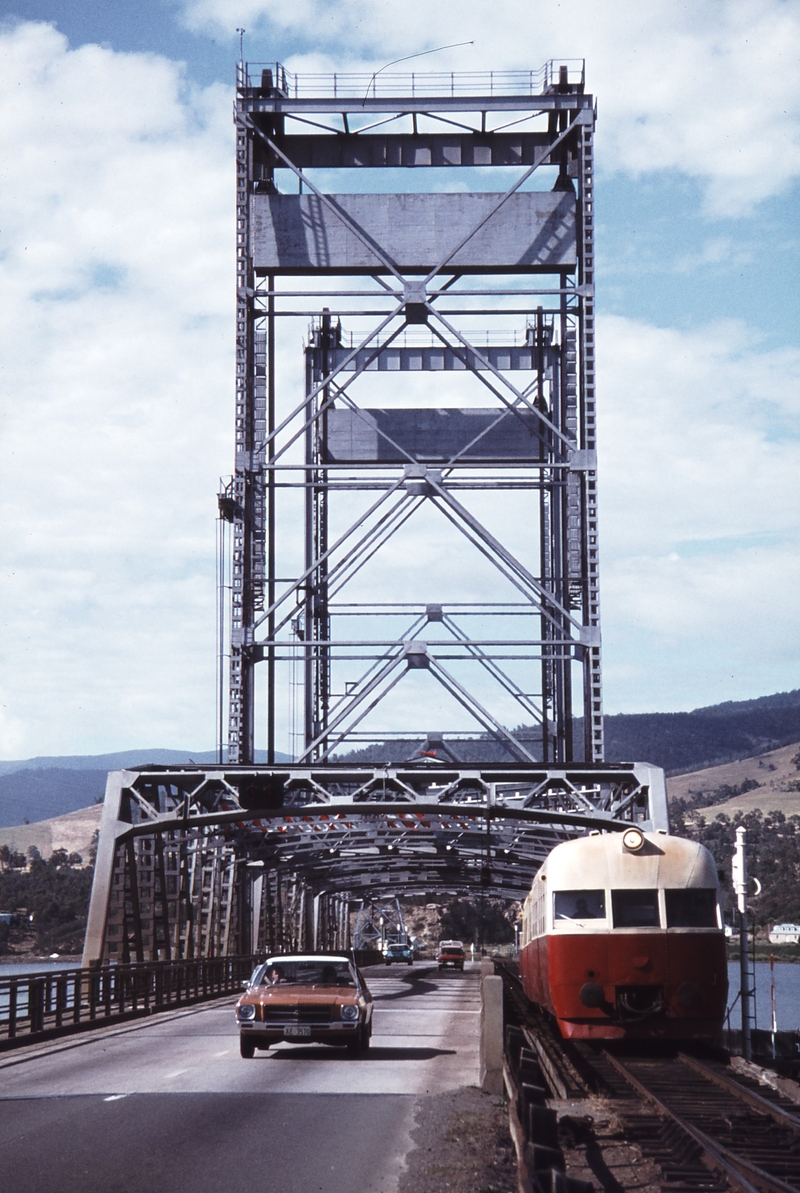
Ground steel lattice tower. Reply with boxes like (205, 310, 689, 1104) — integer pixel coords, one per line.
(219, 60, 602, 767)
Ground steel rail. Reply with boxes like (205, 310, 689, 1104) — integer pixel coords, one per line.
(679, 1052, 800, 1131)
(603, 1051, 799, 1193)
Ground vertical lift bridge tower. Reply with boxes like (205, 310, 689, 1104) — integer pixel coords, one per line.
(221, 60, 601, 767)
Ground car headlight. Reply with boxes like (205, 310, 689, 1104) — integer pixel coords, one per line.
(340, 1004, 359, 1021)
(236, 1004, 257, 1021)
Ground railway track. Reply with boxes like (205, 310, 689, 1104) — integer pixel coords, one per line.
(496, 960, 800, 1193)
(593, 1050, 800, 1193)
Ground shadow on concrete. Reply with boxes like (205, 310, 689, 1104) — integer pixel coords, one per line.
(366, 966, 440, 1001)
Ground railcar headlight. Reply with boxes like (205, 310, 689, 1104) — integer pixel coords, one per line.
(622, 827, 645, 853)
(236, 1004, 257, 1021)
(340, 1004, 359, 1021)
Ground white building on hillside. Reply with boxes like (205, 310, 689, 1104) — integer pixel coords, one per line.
(769, 923, 800, 944)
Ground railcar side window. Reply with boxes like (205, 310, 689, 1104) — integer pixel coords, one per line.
(665, 888, 718, 928)
(611, 889, 660, 928)
(554, 890, 606, 920)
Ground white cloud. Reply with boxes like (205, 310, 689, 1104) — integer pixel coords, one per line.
(596, 314, 800, 710)
(597, 315, 800, 557)
(179, 0, 800, 216)
(0, 22, 234, 756)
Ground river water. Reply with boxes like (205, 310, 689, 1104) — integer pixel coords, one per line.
(0, 960, 82, 978)
(727, 961, 800, 1032)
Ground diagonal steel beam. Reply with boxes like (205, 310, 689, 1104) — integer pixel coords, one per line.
(428, 478, 581, 629)
(422, 113, 584, 285)
(424, 656, 538, 763)
(254, 480, 408, 629)
(441, 613, 545, 725)
(249, 122, 406, 283)
(425, 312, 574, 450)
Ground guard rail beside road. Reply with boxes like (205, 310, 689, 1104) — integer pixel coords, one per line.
(0, 955, 260, 1050)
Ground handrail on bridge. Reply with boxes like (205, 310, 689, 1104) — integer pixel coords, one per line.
(0, 955, 259, 1051)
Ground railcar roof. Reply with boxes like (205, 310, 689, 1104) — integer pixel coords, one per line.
(537, 831, 717, 891)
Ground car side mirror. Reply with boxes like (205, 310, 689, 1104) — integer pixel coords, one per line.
(241, 980, 250, 989)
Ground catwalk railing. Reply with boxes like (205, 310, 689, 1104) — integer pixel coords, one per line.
(237, 62, 586, 98)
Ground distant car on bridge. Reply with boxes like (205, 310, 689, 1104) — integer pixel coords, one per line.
(384, 941, 413, 966)
(437, 940, 466, 971)
(235, 954, 373, 1058)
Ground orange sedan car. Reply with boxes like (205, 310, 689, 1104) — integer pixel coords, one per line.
(235, 954, 373, 1058)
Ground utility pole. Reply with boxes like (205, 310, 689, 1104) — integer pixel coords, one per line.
(732, 825, 755, 1060)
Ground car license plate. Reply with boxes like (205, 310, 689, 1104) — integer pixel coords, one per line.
(284, 1025, 311, 1038)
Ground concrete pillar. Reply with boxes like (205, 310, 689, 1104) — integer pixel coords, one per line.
(480, 974, 504, 1094)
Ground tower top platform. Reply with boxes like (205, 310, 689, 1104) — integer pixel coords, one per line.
(236, 60, 587, 110)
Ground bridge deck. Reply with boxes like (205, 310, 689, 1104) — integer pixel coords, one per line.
(0, 962, 481, 1192)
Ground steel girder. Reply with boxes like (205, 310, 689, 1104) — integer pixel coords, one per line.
(221, 59, 603, 769)
(82, 761, 667, 965)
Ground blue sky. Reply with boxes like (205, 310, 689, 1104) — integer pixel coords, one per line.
(1, 0, 799, 757)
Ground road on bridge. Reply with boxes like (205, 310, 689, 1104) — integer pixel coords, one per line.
(0, 962, 481, 1193)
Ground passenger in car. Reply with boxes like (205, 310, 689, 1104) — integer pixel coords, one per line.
(321, 965, 337, 984)
(266, 964, 286, 984)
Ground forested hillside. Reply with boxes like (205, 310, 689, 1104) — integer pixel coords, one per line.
(339, 689, 800, 774)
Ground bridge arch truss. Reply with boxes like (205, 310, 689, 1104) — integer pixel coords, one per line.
(82, 762, 668, 966)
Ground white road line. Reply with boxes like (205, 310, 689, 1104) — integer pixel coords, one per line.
(164, 1069, 189, 1079)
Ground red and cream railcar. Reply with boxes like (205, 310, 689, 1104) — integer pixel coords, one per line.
(519, 827, 727, 1040)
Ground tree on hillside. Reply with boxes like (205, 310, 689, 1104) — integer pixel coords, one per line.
(673, 806, 800, 930)
(439, 897, 517, 947)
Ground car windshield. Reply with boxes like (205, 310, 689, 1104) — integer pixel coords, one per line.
(253, 961, 355, 987)
(441, 947, 462, 954)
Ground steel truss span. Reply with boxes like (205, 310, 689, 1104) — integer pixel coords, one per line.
(82, 762, 667, 966)
(219, 58, 602, 769)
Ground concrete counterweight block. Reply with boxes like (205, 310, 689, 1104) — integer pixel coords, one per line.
(480, 974, 504, 1094)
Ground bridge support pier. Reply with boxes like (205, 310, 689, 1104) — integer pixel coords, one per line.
(480, 974, 505, 1095)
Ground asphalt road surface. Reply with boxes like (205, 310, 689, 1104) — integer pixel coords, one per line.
(0, 962, 481, 1193)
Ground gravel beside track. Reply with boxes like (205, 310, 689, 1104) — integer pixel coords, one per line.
(398, 1085, 517, 1193)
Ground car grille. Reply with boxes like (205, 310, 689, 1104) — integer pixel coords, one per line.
(261, 1005, 334, 1023)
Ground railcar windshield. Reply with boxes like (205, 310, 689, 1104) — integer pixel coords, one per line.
(665, 888, 718, 928)
(554, 889, 606, 920)
(611, 889, 660, 928)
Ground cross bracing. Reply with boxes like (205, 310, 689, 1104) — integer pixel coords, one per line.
(220, 59, 602, 770)
(82, 762, 667, 966)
